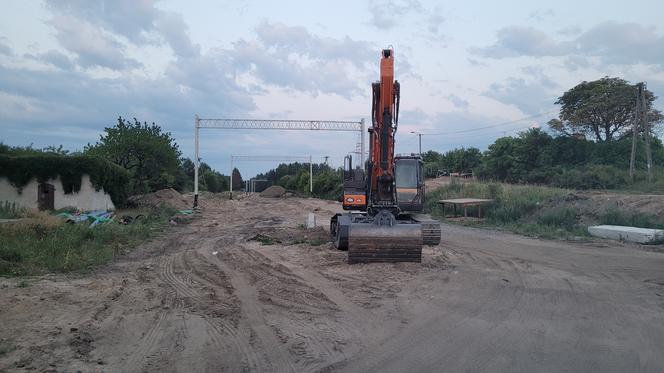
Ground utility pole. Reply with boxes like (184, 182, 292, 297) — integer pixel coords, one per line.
(629, 86, 639, 181)
(643, 83, 653, 183)
(229, 155, 233, 199)
(309, 155, 313, 195)
(193, 115, 200, 208)
(410, 131, 422, 155)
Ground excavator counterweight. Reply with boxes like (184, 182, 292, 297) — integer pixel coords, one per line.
(330, 48, 441, 263)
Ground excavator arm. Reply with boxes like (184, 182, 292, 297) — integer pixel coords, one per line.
(369, 48, 400, 207)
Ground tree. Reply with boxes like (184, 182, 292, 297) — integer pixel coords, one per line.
(549, 77, 663, 142)
(85, 117, 182, 193)
(481, 137, 520, 182)
(421, 150, 443, 163)
(231, 168, 243, 191)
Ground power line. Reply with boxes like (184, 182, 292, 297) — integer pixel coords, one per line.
(416, 111, 554, 136)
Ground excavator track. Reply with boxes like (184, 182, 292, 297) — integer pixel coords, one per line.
(331, 213, 441, 263)
(421, 220, 442, 246)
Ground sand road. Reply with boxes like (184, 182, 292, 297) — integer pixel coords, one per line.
(1, 195, 663, 372)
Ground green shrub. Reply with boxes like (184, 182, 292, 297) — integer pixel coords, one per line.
(598, 206, 664, 229)
(0, 201, 24, 219)
(536, 207, 579, 230)
(553, 165, 629, 190)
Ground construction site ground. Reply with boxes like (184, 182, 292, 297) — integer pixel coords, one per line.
(2, 194, 664, 372)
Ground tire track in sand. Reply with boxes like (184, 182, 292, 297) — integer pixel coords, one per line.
(212, 251, 298, 373)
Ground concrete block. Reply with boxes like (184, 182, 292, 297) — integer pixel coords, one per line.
(306, 213, 316, 229)
(588, 225, 664, 244)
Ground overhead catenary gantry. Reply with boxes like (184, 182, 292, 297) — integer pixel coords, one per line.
(193, 116, 365, 207)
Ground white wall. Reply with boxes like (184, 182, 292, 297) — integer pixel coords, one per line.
(0, 175, 115, 211)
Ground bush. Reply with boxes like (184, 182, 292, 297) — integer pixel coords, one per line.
(553, 165, 629, 190)
(0, 201, 24, 219)
(598, 206, 664, 229)
(536, 207, 579, 230)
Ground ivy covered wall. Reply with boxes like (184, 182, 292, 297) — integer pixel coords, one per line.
(0, 154, 130, 206)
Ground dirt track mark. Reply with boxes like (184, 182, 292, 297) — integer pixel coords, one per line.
(214, 255, 297, 373)
(3, 194, 664, 373)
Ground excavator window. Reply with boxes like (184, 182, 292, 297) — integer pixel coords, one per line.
(395, 159, 419, 188)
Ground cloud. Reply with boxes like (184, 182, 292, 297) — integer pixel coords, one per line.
(24, 50, 75, 71)
(254, 21, 374, 68)
(528, 9, 555, 21)
(50, 15, 142, 70)
(367, 0, 422, 30)
(521, 65, 557, 89)
(426, 8, 445, 35)
(472, 21, 664, 68)
(557, 25, 582, 36)
(45, 0, 200, 59)
(574, 21, 664, 66)
(400, 108, 429, 124)
(0, 36, 256, 148)
(229, 21, 376, 98)
(447, 94, 469, 109)
(0, 38, 11, 56)
(45, 0, 160, 45)
(154, 12, 200, 58)
(0, 14, 380, 157)
(471, 26, 562, 58)
(467, 58, 487, 67)
(563, 55, 589, 71)
(482, 76, 558, 115)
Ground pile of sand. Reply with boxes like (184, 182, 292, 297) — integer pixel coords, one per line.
(260, 185, 286, 198)
(128, 188, 191, 210)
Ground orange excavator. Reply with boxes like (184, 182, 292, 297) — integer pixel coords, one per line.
(330, 48, 441, 263)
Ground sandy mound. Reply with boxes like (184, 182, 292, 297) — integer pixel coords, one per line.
(260, 185, 286, 198)
(128, 188, 191, 210)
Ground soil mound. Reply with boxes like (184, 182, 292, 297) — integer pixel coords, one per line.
(128, 188, 191, 210)
(260, 185, 286, 198)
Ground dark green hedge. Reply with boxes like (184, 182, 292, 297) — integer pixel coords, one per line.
(0, 154, 130, 206)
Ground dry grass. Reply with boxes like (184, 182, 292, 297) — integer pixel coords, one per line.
(0, 207, 175, 276)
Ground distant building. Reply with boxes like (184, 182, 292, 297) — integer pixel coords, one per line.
(0, 175, 115, 211)
(0, 154, 126, 211)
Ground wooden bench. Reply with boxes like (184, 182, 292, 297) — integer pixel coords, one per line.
(437, 198, 494, 218)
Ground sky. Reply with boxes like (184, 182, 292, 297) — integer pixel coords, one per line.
(1, 0, 664, 177)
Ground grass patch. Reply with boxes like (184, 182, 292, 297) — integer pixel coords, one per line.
(0, 341, 15, 357)
(425, 180, 588, 238)
(308, 238, 327, 246)
(426, 180, 568, 223)
(249, 234, 276, 245)
(0, 207, 175, 277)
(0, 201, 24, 219)
(598, 206, 664, 229)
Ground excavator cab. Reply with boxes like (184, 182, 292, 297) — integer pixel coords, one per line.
(341, 155, 367, 211)
(395, 155, 424, 212)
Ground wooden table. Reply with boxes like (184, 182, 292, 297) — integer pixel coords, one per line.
(437, 198, 494, 218)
